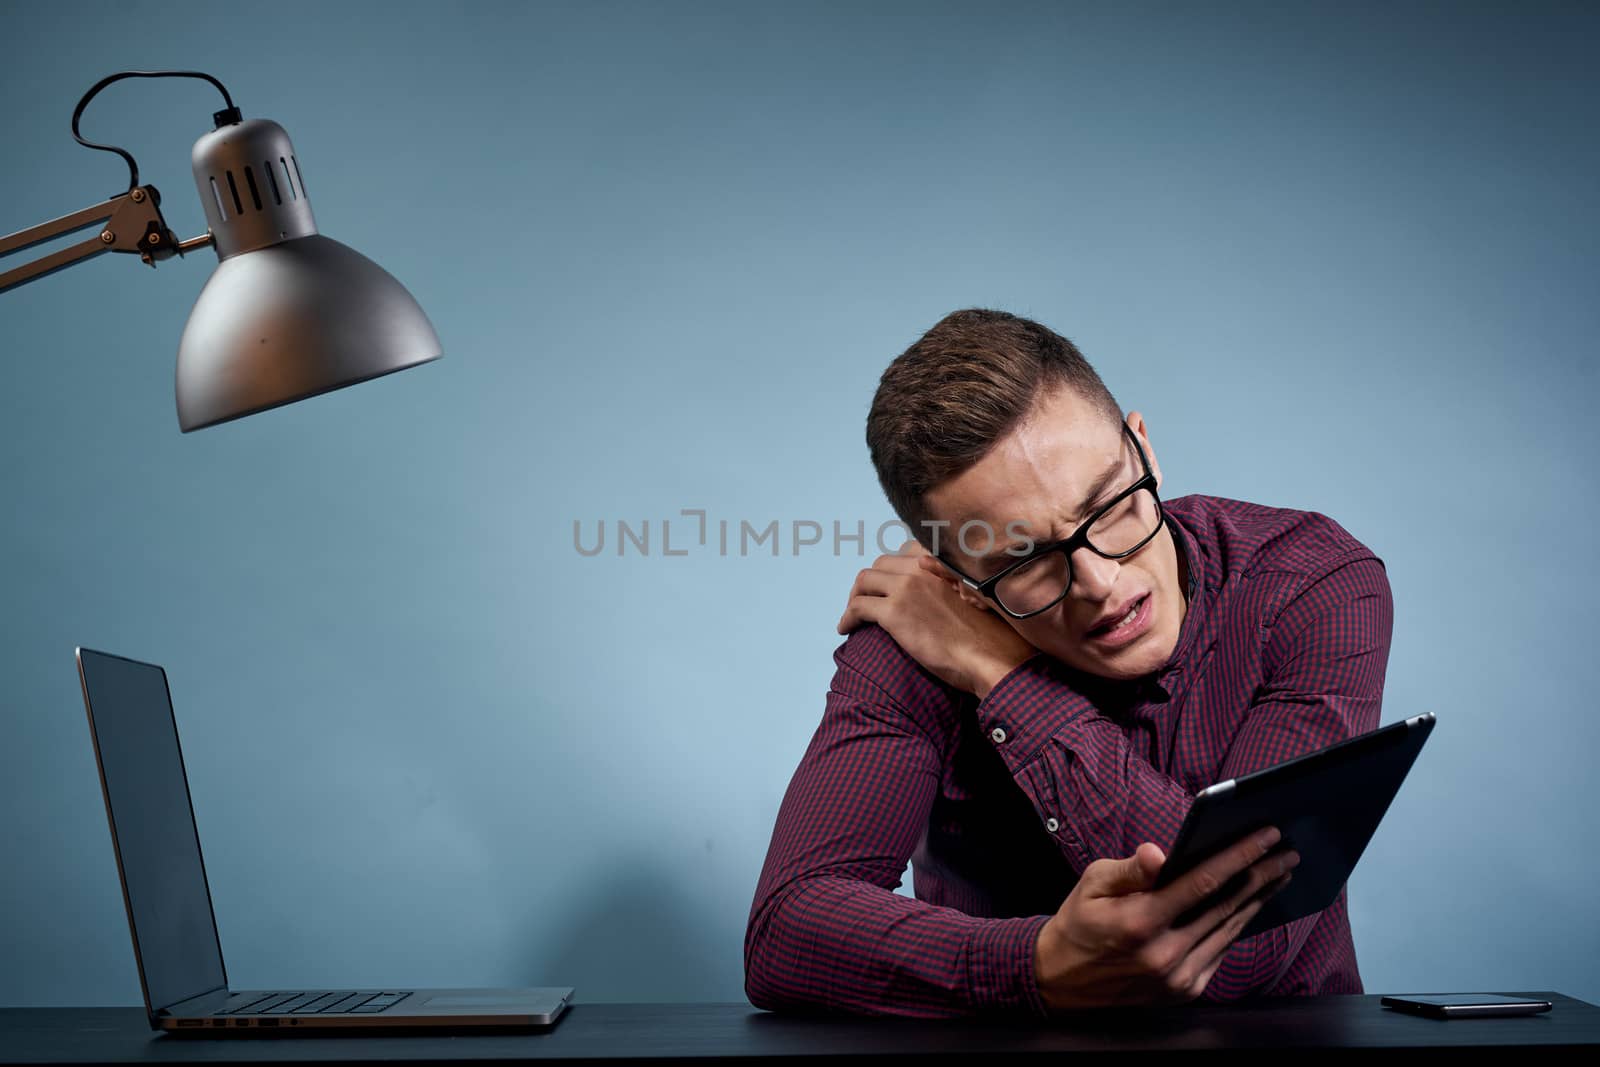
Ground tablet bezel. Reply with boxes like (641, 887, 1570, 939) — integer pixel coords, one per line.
(1153, 712, 1435, 940)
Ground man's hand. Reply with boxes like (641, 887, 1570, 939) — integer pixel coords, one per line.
(837, 540, 1037, 698)
(1034, 827, 1299, 1011)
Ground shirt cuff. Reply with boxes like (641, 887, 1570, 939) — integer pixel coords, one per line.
(966, 914, 1052, 1017)
(975, 656, 1094, 773)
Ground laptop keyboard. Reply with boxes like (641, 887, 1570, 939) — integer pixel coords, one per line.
(218, 992, 411, 1015)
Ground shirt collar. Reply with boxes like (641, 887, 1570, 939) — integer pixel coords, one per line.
(1157, 503, 1208, 682)
(1042, 499, 1208, 700)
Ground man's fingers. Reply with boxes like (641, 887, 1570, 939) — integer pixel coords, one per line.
(853, 550, 970, 602)
(1137, 851, 1293, 995)
(841, 556, 930, 605)
(1174, 873, 1292, 996)
(837, 589, 892, 634)
(1150, 826, 1281, 927)
(1135, 842, 1167, 883)
(846, 567, 906, 601)
(839, 554, 971, 633)
(837, 570, 899, 633)
(1084, 844, 1165, 898)
(1172, 846, 1298, 948)
(874, 550, 929, 571)
(838, 560, 944, 631)
(1157, 849, 1294, 968)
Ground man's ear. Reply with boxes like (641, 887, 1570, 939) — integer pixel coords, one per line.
(954, 580, 996, 613)
(1127, 410, 1163, 491)
(927, 558, 988, 609)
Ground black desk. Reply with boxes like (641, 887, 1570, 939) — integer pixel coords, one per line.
(2, 995, 1596, 1064)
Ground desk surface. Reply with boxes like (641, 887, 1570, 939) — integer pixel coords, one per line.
(2, 994, 1597, 1064)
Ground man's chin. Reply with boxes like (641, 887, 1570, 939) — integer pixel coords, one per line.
(1047, 644, 1166, 683)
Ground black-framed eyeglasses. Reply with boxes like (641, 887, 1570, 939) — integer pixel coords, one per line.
(939, 422, 1164, 620)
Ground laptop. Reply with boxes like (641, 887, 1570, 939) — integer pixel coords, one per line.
(74, 646, 573, 1033)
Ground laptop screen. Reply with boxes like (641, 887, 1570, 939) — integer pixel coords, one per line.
(77, 649, 226, 1014)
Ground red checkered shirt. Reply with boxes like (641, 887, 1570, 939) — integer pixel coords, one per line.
(745, 494, 1395, 1016)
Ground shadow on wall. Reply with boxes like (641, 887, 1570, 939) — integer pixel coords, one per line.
(526, 857, 730, 1002)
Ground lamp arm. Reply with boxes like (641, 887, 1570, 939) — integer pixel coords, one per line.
(0, 184, 213, 295)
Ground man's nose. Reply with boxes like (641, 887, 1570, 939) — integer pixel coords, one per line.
(1069, 545, 1119, 598)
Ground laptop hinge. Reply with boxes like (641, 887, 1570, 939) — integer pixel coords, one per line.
(159, 986, 232, 1017)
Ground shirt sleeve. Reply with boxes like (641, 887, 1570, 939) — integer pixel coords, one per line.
(971, 661, 1194, 873)
(973, 555, 1394, 1000)
(1201, 555, 1394, 999)
(744, 625, 1050, 1018)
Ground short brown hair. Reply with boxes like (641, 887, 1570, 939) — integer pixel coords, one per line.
(866, 308, 1122, 543)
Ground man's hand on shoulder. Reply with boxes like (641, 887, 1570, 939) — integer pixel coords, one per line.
(837, 540, 1037, 699)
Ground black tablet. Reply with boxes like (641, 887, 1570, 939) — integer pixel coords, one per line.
(1153, 712, 1435, 940)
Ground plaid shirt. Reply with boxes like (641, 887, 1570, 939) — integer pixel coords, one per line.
(745, 494, 1395, 1017)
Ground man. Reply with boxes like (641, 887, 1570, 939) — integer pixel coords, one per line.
(744, 309, 1393, 1017)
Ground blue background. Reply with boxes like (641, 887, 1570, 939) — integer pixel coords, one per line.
(2, 0, 1595, 1008)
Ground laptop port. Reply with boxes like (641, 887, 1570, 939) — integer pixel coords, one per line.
(258, 1019, 279, 1027)
(176, 1019, 202, 1028)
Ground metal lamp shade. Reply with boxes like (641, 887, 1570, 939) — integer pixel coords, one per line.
(177, 116, 440, 432)
(175, 233, 440, 431)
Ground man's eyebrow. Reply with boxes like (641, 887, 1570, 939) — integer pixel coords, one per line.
(975, 454, 1125, 561)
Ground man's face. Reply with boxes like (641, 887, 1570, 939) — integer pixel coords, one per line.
(923, 384, 1186, 682)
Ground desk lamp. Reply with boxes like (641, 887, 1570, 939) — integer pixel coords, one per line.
(0, 69, 441, 431)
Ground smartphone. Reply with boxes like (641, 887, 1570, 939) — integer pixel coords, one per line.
(1380, 994, 1553, 1019)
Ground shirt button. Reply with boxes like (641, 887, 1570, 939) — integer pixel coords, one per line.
(989, 726, 1008, 745)
(1045, 817, 1060, 833)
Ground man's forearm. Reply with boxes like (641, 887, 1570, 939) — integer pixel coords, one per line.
(974, 658, 1196, 870)
(747, 629, 1052, 1018)
(970, 662, 1357, 999)
(745, 873, 1049, 1018)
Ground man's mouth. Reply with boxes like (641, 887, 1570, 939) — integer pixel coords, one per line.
(1088, 593, 1150, 639)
